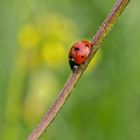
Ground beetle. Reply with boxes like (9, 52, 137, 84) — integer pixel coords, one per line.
(68, 40, 91, 71)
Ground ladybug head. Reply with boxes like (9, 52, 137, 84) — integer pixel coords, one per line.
(69, 58, 80, 71)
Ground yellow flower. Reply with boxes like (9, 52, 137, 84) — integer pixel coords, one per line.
(18, 24, 41, 48)
(18, 14, 78, 70)
(42, 42, 67, 68)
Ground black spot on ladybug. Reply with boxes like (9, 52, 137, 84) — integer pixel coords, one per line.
(74, 47, 80, 51)
(81, 55, 84, 58)
(70, 55, 73, 59)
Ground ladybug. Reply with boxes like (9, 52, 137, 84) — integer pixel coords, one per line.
(68, 40, 91, 71)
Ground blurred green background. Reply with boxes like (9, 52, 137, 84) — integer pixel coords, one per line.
(0, 0, 140, 140)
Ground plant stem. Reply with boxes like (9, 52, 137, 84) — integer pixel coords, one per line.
(27, 0, 130, 139)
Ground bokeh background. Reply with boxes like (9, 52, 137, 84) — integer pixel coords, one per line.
(0, 0, 140, 140)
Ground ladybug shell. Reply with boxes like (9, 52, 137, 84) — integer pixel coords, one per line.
(69, 41, 91, 70)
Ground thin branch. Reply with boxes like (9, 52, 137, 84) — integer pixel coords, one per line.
(27, 0, 130, 139)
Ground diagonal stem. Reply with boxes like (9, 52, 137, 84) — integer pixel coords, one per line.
(27, 0, 130, 139)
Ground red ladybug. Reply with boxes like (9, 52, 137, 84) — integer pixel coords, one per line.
(68, 40, 91, 71)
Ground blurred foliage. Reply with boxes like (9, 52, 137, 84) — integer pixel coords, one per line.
(0, 0, 140, 140)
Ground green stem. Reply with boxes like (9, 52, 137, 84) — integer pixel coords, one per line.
(27, 0, 130, 140)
